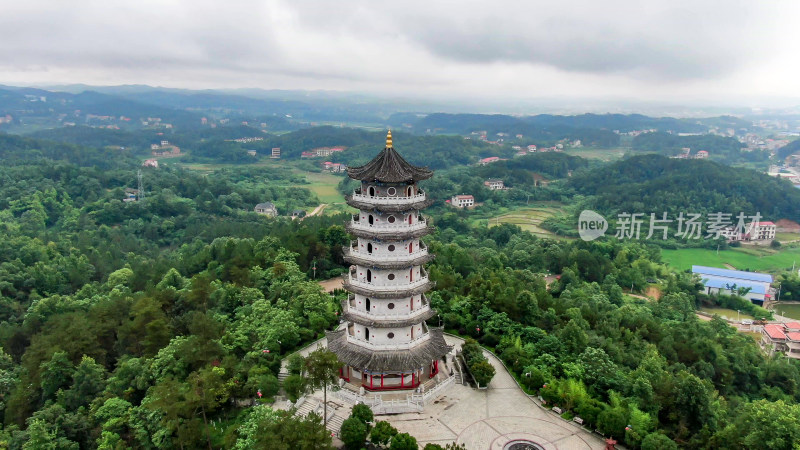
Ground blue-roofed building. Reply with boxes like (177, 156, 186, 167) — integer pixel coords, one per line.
(692, 265, 773, 305)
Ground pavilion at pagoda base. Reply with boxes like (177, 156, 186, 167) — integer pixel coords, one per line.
(333, 353, 460, 415)
(326, 328, 452, 391)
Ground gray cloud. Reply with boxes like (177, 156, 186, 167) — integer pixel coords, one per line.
(0, 0, 796, 102)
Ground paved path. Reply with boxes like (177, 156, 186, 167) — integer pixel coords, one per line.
(381, 335, 607, 450)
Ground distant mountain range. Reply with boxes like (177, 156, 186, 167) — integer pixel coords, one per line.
(0, 84, 774, 141)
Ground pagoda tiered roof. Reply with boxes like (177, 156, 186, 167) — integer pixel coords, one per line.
(346, 131, 432, 183)
(326, 327, 451, 372)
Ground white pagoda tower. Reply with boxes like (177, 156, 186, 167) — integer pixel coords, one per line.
(327, 131, 450, 391)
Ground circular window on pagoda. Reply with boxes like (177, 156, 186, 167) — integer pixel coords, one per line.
(388, 273, 396, 280)
(388, 245, 396, 252)
(388, 303, 395, 309)
(387, 332, 395, 339)
(387, 215, 396, 223)
(387, 187, 397, 196)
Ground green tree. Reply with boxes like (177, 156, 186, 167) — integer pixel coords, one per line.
(340, 417, 368, 450)
(597, 408, 626, 439)
(287, 353, 305, 375)
(350, 403, 374, 426)
(370, 420, 398, 447)
(641, 433, 677, 450)
(470, 360, 496, 387)
(60, 355, 106, 411)
(283, 374, 306, 403)
(304, 349, 341, 426)
(390, 432, 418, 450)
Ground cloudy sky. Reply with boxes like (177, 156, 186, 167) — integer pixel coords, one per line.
(1, 0, 798, 105)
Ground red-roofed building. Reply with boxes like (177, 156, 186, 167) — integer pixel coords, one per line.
(478, 157, 500, 166)
(695, 150, 709, 159)
(762, 322, 800, 359)
(450, 194, 475, 208)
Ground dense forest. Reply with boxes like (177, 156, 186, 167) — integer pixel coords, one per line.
(567, 154, 800, 223)
(1, 124, 800, 448)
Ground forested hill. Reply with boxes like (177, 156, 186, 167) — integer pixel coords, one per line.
(777, 138, 800, 160)
(389, 113, 756, 148)
(569, 154, 800, 221)
(631, 131, 769, 165)
(396, 113, 621, 147)
(0, 133, 137, 169)
(246, 126, 509, 169)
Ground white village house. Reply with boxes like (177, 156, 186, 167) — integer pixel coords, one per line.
(450, 195, 475, 208)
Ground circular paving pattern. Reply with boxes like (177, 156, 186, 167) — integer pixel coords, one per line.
(504, 440, 545, 450)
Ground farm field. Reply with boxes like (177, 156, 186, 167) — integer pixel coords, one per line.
(564, 147, 627, 161)
(296, 171, 346, 204)
(776, 231, 800, 242)
(479, 206, 566, 239)
(661, 245, 800, 272)
(178, 160, 348, 211)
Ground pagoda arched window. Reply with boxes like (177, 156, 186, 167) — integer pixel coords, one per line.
(367, 243, 373, 254)
(369, 186, 375, 197)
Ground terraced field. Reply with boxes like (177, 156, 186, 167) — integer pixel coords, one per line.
(485, 206, 565, 238)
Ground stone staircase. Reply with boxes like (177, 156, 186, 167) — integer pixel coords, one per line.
(326, 413, 346, 437)
(293, 396, 353, 438)
(294, 398, 318, 417)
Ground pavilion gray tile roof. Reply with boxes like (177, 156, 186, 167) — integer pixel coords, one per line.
(326, 328, 451, 372)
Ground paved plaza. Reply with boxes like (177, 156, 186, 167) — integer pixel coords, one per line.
(284, 335, 607, 449)
(380, 335, 607, 449)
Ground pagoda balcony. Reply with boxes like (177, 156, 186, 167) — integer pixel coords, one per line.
(346, 190, 433, 212)
(343, 295, 432, 321)
(342, 294, 430, 314)
(347, 216, 434, 239)
(343, 241, 434, 268)
(343, 307, 436, 328)
(342, 271, 433, 299)
(352, 188, 426, 205)
(345, 329, 431, 351)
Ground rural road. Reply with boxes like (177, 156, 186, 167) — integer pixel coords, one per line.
(305, 203, 328, 218)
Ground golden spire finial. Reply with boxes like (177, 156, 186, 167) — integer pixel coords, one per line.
(386, 130, 393, 148)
